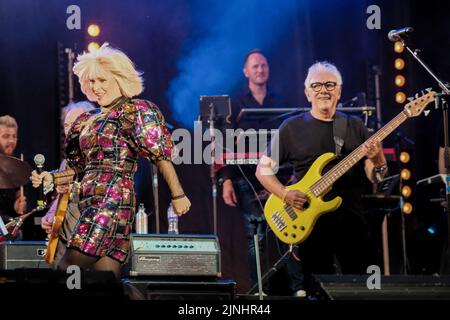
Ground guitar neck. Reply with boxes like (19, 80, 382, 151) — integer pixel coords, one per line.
(311, 111, 408, 197)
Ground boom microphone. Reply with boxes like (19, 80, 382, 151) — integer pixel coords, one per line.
(388, 27, 414, 42)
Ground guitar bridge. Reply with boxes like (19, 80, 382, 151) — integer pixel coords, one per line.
(270, 211, 287, 231)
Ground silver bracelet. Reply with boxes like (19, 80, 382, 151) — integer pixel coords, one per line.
(43, 182, 54, 195)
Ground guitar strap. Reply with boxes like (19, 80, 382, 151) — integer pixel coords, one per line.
(333, 112, 348, 158)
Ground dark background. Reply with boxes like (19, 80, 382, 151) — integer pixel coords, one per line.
(1, 0, 449, 293)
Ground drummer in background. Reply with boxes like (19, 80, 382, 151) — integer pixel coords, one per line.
(0, 115, 27, 237)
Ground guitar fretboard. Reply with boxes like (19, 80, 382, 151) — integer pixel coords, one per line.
(311, 110, 408, 197)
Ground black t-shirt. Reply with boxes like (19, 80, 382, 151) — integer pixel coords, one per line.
(267, 112, 371, 217)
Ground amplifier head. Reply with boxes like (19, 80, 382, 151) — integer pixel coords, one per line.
(129, 234, 221, 277)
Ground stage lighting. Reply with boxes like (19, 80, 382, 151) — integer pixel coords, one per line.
(401, 185, 412, 198)
(395, 75, 406, 87)
(88, 42, 100, 52)
(400, 168, 411, 180)
(395, 58, 405, 70)
(394, 41, 404, 53)
(427, 225, 436, 235)
(399, 147, 414, 215)
(399, 151, 410, 163)
(402, 202, 413, 214)
(87, 24, 100, 37)
(395, 92, 406, 104)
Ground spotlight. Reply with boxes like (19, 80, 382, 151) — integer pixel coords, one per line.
(395, 75, 406, 87)
(394, 41, 404, 53)
(399, 151, 410, 163)
(402, 202, 413, 214)
(87, 24, 100, 37)
(395, 92, 406, 104)
(401, 185, 412, 198)
(400, 168, 411, 180)
(395, 58, 405, 70)
(88, 42, 100, 52)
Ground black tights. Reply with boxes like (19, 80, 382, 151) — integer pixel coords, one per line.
(57, 248, 122, 280)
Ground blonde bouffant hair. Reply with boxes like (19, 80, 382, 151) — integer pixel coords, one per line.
(73, 43, 144, 101)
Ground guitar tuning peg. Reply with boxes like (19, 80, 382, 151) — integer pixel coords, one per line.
(426, 87, 432, 93)
(424, 110, 431, 117)
(415, 93, 420, 99)
(407, 97, 414, 102)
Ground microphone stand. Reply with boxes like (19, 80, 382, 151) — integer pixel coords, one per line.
(151, 164, 160, 233)
(399, 37, 450, 274)
(209, 103, 218, 235)
(371, 65, 383, 130)
(0, 208, 39, 242)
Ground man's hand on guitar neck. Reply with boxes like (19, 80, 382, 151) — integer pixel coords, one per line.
(363, 139, 385, 166)
(284, 190, 309, 210)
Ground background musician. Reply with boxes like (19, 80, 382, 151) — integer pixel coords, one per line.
(0, 115, 27, 238)
(220, 49, 287, 292)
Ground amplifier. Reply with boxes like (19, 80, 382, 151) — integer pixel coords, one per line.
(129, 234, 221, 277)
(0, 241, 51, 269)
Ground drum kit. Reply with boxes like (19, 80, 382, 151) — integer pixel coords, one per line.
(0, 154, 35, 242)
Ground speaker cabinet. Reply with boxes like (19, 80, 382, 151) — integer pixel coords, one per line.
(312, 274, 450, 300)
(0, 241, 51, 269)
(0, 268, 124, 298)
(125, 279, 236, 300)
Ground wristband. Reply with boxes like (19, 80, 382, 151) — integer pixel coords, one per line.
(172, 193, 185, 200)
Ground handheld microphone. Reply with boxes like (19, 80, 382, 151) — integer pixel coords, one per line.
(33, 154, 46, 210)
(388, 27, 414, 42)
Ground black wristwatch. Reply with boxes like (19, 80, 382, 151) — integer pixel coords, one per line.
(373, 163, 388, 183)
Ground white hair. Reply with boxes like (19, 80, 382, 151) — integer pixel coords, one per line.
(304, 61, 343, 87)
(73, 43, 144, 101)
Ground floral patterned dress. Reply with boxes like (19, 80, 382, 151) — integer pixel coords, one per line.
(64, 96, 173, 263)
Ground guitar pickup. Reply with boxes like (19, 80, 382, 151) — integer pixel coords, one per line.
(284, 204, 298, 220)
(271, 211, 287, 231)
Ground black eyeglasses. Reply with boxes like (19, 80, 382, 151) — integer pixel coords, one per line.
(310, 81, 338, 92)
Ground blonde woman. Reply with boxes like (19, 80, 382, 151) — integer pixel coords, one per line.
(32, 44, 190, 278)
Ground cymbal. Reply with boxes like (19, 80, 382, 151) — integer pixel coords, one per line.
(0, 154, 32, 189)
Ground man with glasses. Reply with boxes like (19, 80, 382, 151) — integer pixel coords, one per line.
(256, 61, 387, 295)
